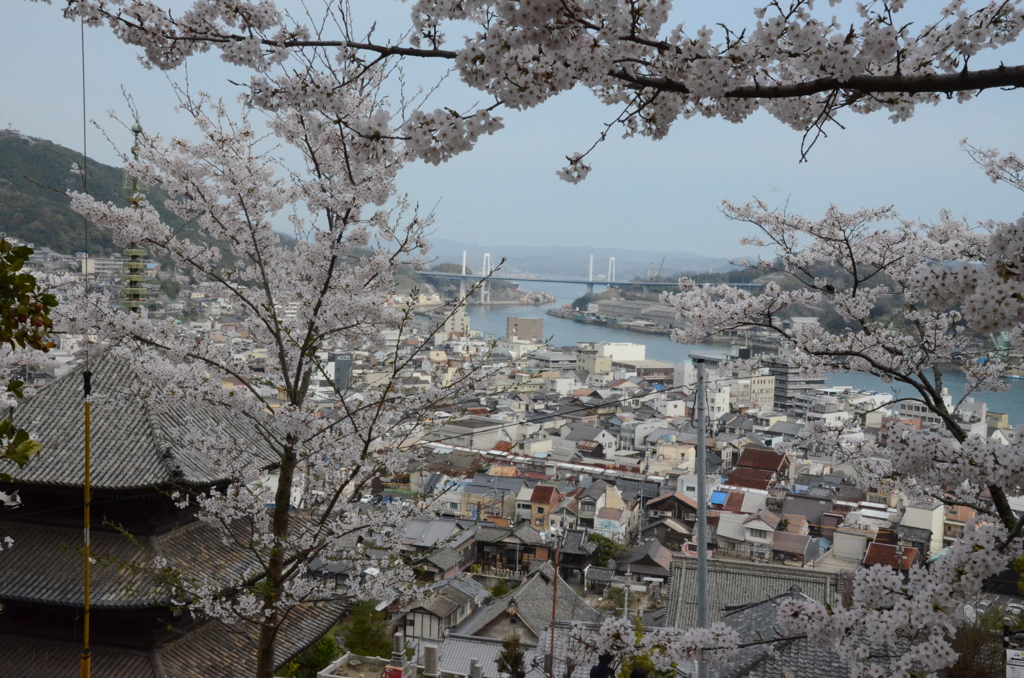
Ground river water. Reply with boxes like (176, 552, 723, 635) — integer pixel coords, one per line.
(465, 282, 1024, 424)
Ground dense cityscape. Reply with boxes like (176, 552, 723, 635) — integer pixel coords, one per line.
(0, 228, 1019, 677)
(5, 1, 1024, 678)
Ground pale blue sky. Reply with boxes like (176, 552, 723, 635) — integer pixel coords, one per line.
(4, 1, 1024, 258)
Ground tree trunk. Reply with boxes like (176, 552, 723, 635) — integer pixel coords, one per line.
(255, 441, 297, 678)
(255, 622, 280, 678)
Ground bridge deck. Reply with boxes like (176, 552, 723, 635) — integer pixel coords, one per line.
(417, 271, 762, 290)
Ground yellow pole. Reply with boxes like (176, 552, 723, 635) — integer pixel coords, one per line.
(81, 377, 92, 678)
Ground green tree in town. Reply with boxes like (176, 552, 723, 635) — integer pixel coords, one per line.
(588, 533, 629, 567)
(340, 601, 392, 658)
(489, 579, 520, 598)
(280, 632, 341, 678)
(496, 633, 528, 678)
(0, 240, 57, 483)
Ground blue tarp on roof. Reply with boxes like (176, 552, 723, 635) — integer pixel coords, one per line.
(710, 491, 727, 505)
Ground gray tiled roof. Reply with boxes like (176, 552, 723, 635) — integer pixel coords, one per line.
(414, 634, 530, 678)
(665, 557, 841, 629)
(643, 606, 667, 627)
(404, 518, 463, 549)
(0, 599, 344, 677)
(560, 528, 597, 556)
(510, 521, 546, 545)
(534, 622, 601, 678)
(11, 351, 276, 490)
(565, 424, 607, 442)
(0, 519, 258, 608)
(419, 592, 461, 618)
(466, 474, 525, 494)
(426, 546, 464, 572)
(455, 564, 603, 638)
(475, 525, 513, 543)
(0, 637, 158, 678)
(446, 573, 487, 600)
(895, 524, 932, 545)
(710, 589, 850, 678)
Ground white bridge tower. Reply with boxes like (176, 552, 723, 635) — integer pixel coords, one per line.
(480, 253, 493, 304)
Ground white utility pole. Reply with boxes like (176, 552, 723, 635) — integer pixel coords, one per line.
(589, 254, 594, 282)
(695, 358, 710, 678)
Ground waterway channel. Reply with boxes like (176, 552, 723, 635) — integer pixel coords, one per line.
(464, 282, 1024, 423)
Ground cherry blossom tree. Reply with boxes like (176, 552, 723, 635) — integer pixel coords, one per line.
(32, 0, 1024, 675)
(655, 142, 1024, 675)
(40, 0, 1024, 175)
(61, 75, 497, 677)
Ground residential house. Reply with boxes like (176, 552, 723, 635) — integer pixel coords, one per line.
(743, 509, 779, 550)
(615, 539, 674, 586)
(593, 485, 634, 543)
(530, 485, 564, 531)
(863, 542, 918, 573)
(560, 424, 618, 453)
(515, 485, 535, 522)
(577, 480, 609, 529)
(453, 564, 603, 643)
(557, 528, 597, 580)
(781, 494, 835, 538)
(474, 522, 550, 576)
(771, 530, 818, 566)
(646, 491, 698, 523)
(943, 503, 976, 547)
(403, 575, 487, 640)
(901, 499, 945, 555)
(550, 494, 580, 531)
(460, 474, 525, 521)
(735, 447, 790, 477)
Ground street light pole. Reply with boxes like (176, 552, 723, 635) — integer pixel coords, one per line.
(694, 358, 709, 678)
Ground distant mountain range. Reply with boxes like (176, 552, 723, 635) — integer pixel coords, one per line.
(0, 129, 732, 278)
(425, 238, 734, 280)
(0, 130, 129, 254)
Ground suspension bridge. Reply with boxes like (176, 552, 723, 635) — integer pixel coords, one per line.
(417, 251, 762, 302)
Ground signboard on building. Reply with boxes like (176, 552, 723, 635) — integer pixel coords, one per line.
(330, 352, 353, 391)
(1007, 648, 1024, 678)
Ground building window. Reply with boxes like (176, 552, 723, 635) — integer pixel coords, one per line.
(449, 502, 459, 511)
(536, 507, 544, 514)
(535, 518, 544, 527)
(749, 529, 769, 539)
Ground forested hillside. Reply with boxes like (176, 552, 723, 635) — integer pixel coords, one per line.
(0, 130, 128, 254)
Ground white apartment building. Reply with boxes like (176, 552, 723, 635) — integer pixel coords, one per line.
(596, 342, 646, 362)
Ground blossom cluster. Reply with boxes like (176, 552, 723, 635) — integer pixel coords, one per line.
(47, 0, 1024, 175)
(53, 67, 499, 664)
